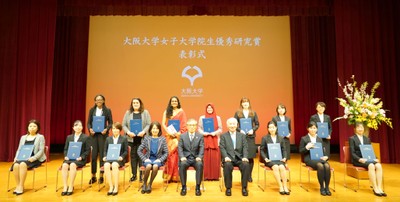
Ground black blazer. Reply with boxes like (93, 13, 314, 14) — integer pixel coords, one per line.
(234, 111, 260, 137)
(271, 115, 292, 134)
(103, 135, 128, 162)
(349, 134, 372, 164)
(63, 133, 90, 161)
(299, 135, 327, 164)
(260, 134, 287, 160)
(87, 105, 113, 132)
(178, 132, 204, 159)
(219, 131, 248, 162)
(310, 114, 332, 135)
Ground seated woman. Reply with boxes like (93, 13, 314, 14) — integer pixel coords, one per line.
(102, 122, 128, 196)
(61, 120, 90, 196)
(349, 122, 386, 197)
(11, 119, 46, 195)
(299, 121, 331, 196)
(138, 121, 168, 194)
(260, 121, 289, 195)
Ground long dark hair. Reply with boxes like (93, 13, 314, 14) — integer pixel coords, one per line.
(236, 97, 255, 117)
(129, 97, 144, 113)
(166, 96, 181, 118)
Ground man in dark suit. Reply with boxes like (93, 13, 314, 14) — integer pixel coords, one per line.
(310, 102, 332, 157)
(178, 118, 204, 196)
(219, 117, 250, 196)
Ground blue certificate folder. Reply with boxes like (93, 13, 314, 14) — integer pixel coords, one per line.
(130, 119, 142, 135)
(239, 118, 252, 134)
(67, 142, 82, 160)
(267, 143, 283, 161)
(16, 145, 34, 161)
(93, 116, 105, 133)
(310, 142, 324, 160)
(317, 122, 329, 138)
(168, 120, 180, 132)
(277, 121, 289, 137)
(360, 144, 377, 162)
(202, 118, 215, 133)
(106, 144, 121, 161)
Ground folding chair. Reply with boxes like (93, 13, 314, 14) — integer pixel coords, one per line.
(55, 146, 92, 192)
(7, 146, 49, 192)
(176, 165, 205, 192)
(219, 164, 240, 192)
(299, 155, 335, 192)
(99, 146, 132, 192)
(257, 146, 291, 191)
(137, 165, 168, 192)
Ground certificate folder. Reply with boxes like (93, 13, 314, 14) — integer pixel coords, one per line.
(106, 144, 121, 161)
(67, 142, 82, 160)
(16, 145, 34, 161)
(93, 116, 105, 133)
(168, 120, 180, 132)
(310, 142, 324, 160)
(239, 118, 252, 134)
(202, 118, 215, 133)
(360, 144, 376, 162)
(277, 121, 289, 137)
(317, 122, 329, 138)
(267, 143, 283, 161)
(130, 119, 142, 135)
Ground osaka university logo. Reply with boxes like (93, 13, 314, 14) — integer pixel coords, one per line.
(181, 65, 202, 86)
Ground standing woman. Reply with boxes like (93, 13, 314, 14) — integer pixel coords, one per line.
(234, 97, 259, 182)
(103, 122, 128, 196)
(61, 120, 90, 196)
(161, 96, 187, 182)
(271, 104, 292, 160)
(299, 121, 332, 196)
(260, 121, 289, 195)
(349, 122, 386, 197)
(122, 98, 151, 182)
(309, 102, 332, 157)
(12, 119, 46, 195)
(87, 94, 113, 184)
(138, 121, 168, 194)
(197, 103, 222, 180)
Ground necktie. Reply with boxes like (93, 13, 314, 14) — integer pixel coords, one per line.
(232, 135, 236, 149)
(190, 134, 194, 142)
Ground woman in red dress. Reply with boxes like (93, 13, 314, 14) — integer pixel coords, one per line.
(198, 103, 222, 180)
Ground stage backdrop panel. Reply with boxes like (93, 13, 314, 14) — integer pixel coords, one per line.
(87, 16, 293, 144)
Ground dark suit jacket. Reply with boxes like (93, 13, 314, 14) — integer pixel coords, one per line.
(87, 105, 113, 132)
(234, 111, 259, 137)
(103, 135, 128, 162)
(310, 114, 332, 135)
(63, 133, 90, 161)
(260, 134, 286, 161)
(272, 115, 292, 134)
(219, 131, 248, 162)
(349, 134, 372, 164)
(178, 132, 204, 160)
(299, 135, 327, 164)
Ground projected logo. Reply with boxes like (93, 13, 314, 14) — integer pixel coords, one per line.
(181, 65, 204, 97)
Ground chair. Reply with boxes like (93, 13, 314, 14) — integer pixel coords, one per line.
(7, 146, 49, 192)
(176, 165, 205, 192)
(98, 146, 132, 192)
(137, 165, 168, 192)
(219, 164, 240, 192)
(343, 145, 371, 191)
(257, 146, 291, 191)
(299, 155, 335, 192)
(55, 146, 92, 192)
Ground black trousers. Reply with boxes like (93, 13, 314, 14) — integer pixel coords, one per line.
(179, 158, 203, 187)
(128, 142, 142, 176)
(222, 160, 249, 189)
(88, 133, 107, 174)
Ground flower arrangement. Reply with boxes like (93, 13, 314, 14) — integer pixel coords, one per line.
(334, 75, 393, 130)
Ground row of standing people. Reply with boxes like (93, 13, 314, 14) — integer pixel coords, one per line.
(10, 96, 385, 197)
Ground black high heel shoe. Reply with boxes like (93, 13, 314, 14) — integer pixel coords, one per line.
(141, 184, 147, 194)
(66, 187, 74, 196)
(373, 190, 382, 197)
(107, 186, 114, 196)
(146, 185, 152, 194)
(381, 192, 387, 197)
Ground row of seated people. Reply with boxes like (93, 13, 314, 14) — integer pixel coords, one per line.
(9, 119, 386, 197)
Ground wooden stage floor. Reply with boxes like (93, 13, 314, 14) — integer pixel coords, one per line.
(1, 153, 399, 201)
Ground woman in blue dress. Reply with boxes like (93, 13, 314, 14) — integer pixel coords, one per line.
(138, 121, 168, 194)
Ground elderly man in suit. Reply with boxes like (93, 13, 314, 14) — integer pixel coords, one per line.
(220, 117, 250, 196)
(178, 118, 204, 196)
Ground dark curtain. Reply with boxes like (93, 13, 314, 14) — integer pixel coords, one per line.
(334, 0, 400, 163)
(0, 0, 57, 161)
